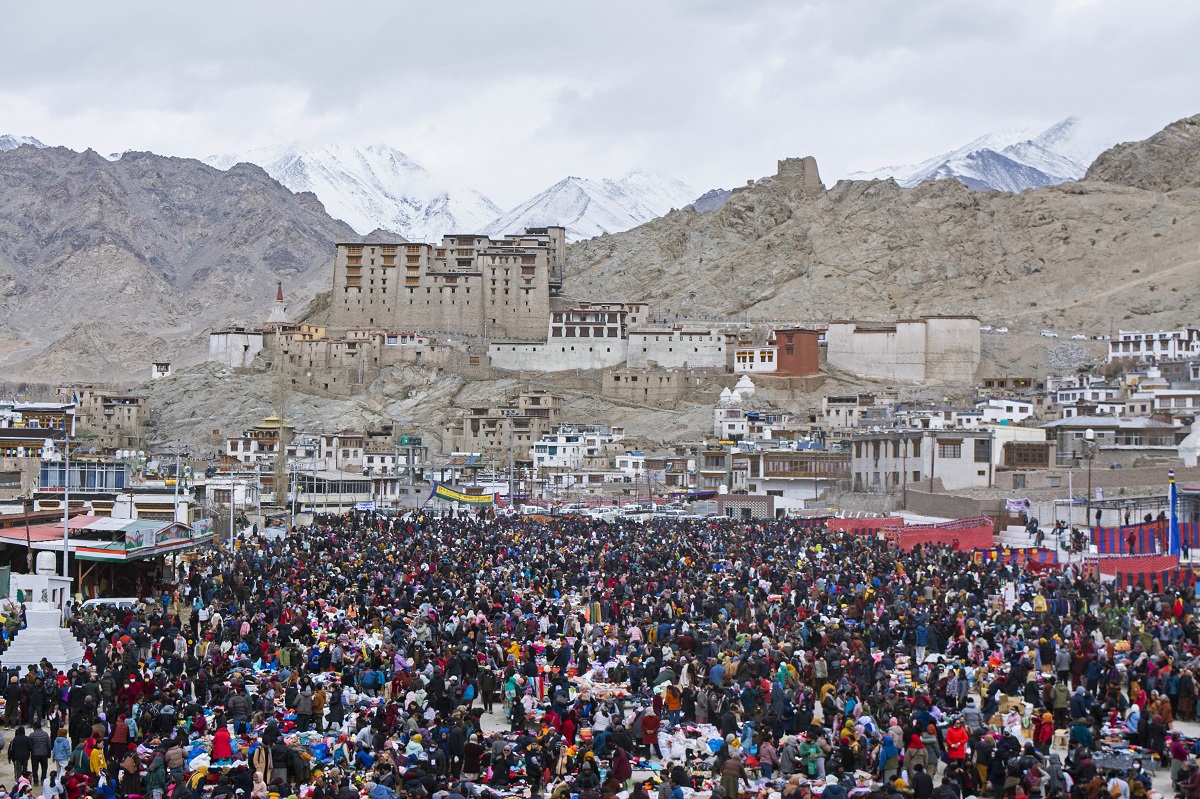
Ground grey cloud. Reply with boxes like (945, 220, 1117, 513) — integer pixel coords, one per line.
(0, 0, 1196, 204)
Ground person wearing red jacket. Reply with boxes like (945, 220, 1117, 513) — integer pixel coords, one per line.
(640, 710, 662, 760)
(1034, 713, 1055, 755)
(945, 717, 970, 762)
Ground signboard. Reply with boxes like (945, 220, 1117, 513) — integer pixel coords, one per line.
(192, 518, 214, 537)
(355, 502, 375, 511)
(430, 482, 495, 506)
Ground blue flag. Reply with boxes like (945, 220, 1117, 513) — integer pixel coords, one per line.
(1170, 469, 1181, 557)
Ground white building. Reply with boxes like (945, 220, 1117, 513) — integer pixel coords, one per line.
(530, 426, 625, 482)
(850, 429, 995, 493)
(1054, 382, 1121, 412)
(531, 432, 589, 473)
(976, 398, 1034, 424)
(822, 395, 873, 429)
(1152, 389, 1200, 415)
(1108, 328, 1200, 363)
(209, 328, 265, 368)
(614, 451, 647, 480)
(744, 449, 849, 505)
(734, 345, 777, 373)
(626, 327, 728, 370)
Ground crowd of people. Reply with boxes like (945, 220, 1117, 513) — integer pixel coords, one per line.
(0, 511, 1198, 799)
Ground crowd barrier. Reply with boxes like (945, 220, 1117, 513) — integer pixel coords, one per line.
(1094, 553, 1180, 575)
(1113, 569, 1197, 591)
(1091, 521, 1200, 555)
(825, 517, 902, 535)
(895, 516, 995, 552)
(1091, 521, 1167, 554)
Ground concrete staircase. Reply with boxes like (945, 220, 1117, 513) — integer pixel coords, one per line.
(998, 526, 1040, 548)
(998, 525, 1088, 564)
(1, 603, 86, 672)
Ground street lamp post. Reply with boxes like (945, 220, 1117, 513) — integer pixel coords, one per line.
(42, 434, 78, 579)
(1084, 428, 1098, 529)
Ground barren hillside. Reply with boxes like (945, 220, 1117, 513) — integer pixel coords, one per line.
(564, 114, 1200, 336)
(0, 146, 358, 381)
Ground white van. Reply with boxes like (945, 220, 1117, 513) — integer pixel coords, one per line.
(79, 597, 140, 612)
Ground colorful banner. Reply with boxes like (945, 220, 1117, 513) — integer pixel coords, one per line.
(1006, 498, 1032, 512)
(429, 482, 495, 506)
(972, 547, 1059, 566)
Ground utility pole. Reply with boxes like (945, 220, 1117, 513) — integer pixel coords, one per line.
(255, 462, 262, 529)
(23, 498, 33, 574)
(229, 465, 236, 549)
(928, 433, 936, 494)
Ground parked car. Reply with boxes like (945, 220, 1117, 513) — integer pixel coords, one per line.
(79, 597, 141, 612)
(1071, 334, 1087, 340)
(1040, 329, 1059, 338)
(979, 325, 993, 332)
(1092, 334, 1112, 341)
(995, 327, 1009, 334)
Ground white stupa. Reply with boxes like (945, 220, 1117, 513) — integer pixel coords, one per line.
(735, 375, 756, 396)
(267, 281, 288, 325)
(719, 387, 733, 404)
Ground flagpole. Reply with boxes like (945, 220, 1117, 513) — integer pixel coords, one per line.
(1169, 469, 1181, 561)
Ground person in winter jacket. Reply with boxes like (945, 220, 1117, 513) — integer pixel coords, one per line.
(779, 737, 799, 775)
(212, 726, 234, 761)
(51, 731, 70, 777)
(26, 723, 50, 785)
(8, 728, 29, 780)
(944, 718, 969, 762)
(146, 756, 168, 799)
(758, 737, 780, 779)
(905, 734, 928, 775)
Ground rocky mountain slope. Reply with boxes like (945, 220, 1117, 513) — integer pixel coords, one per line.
(203, 143, 501, 241)
(564, 114, 1200, 336)
(3, 114, 1200, 388)
(848, 117, 1108, 192)
(1084, 114, 1200, 191)
(0, 145, 357, 381)
(485, 172, 697, 241)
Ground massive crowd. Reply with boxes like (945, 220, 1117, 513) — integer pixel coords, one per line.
(1, 512, 1199, 799)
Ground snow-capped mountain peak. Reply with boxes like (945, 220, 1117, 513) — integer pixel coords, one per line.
(485, 172, 697, 241)
(0, 135, 47, 152)
(203, 143, 503, 241)
(847, 117, 1113, 193)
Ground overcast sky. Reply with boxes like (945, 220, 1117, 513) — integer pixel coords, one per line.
(2, 0, 1197, 207)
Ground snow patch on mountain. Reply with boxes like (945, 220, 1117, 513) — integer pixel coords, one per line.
(0, 135, 46, 152)
(847, 117, 1113, 193)
(485, 172, 696, 241)
(203, 143, 503, 241)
